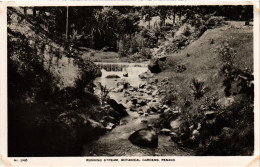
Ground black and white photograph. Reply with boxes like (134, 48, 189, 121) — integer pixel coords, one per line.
(1, 1, 259, 166)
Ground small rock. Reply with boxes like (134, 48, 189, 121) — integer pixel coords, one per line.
(139, 83, 146, 88)
(160, 128, 171, 135)
(105, 122, 116, 130)
(197, 123, 202, 130)
(154, 153, 160, 156)
(106, 74, 120, 78)
(189, 125, 195, 130)
(170, 132, 178, 141)
(152, 90, 158, 96)
(210, 39, 214, 44)
(131, 98, 138, 105)
(159, 90, 166, 94)
(192, 129, 200, 137)
(141, 120, 148, 123)
(123, 72, 128, 77)
(164, 108, 171, 113)
(152, 98, 157, 102)
(138, 110, 144, 115)
(120, 120, 128, 125)
(204, 111, 215, 120)
(149, 103, 160, 112)
(162, 105, 169, 109)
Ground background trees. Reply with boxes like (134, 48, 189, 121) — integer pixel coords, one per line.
(21, 5, 253, 52)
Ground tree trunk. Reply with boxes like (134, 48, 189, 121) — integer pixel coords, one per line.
(23, 7, 27, 15)
(179, 10, 182, 23)
(33, 7, 36, 17)
(178, 7, 182, 24)
(66, 7, 69, 39)
(172, 12, 175, 25)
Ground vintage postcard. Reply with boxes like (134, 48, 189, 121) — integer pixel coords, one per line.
(0, 1, 259, 166)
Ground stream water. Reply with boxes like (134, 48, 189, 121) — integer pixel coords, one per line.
(82, 62, 194, 156)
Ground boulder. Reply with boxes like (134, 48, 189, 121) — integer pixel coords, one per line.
(123, 72, 128, 77)
(148, 59, 162, 73)
(138, 71, 154, 79)
(217, 96, 235, 109)
(106, 74, 120, 78)
(128, 128, 158, 148)
(86, 118, 106, 135)
(158, 56, 167, 61)
(106, 99, 128, 117)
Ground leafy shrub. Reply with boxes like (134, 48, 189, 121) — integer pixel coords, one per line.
(190, 77, 206, 100)
(162, 93, 178, 106)
(176, 64, 187, 73)
(140, 47, 152, 59)
(100, 84, 113, 103)
(216, 42, 236, 63)
(205, 16, 225, 29)
(215, 42, 253, 99)
(89, 52, 95, 57)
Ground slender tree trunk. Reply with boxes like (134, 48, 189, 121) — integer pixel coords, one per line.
(173, 12, 175, 25)
(66, 6, 69, 39)
(33, 7, 36, 17)
(148, 12, 151, 29)
(23, 7, 27, 15)
(179, 8, 182, 24)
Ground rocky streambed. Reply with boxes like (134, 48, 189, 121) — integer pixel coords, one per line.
(82, 62, 194, 156)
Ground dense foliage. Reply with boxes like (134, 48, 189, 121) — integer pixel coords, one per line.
(23, 6, 253, 52)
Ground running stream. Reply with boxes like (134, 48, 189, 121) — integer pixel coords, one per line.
(82, 62, 194, 156)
